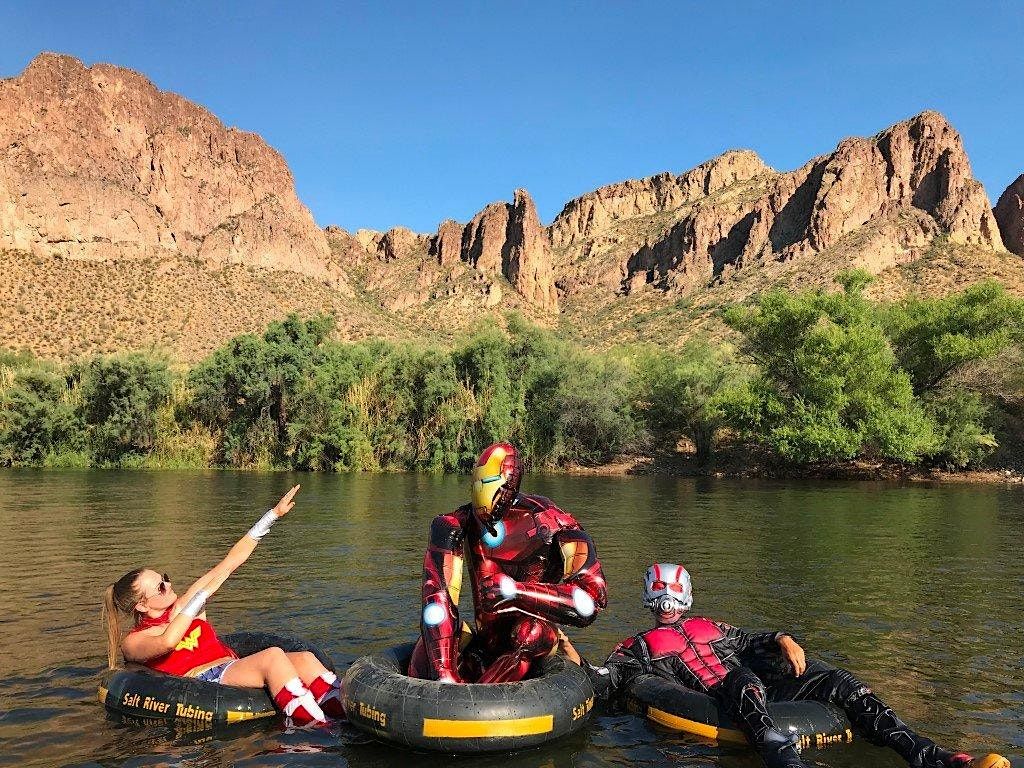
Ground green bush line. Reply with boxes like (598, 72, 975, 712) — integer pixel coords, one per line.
(2, 274, 1022, 473)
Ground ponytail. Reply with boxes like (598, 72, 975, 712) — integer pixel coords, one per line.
(102, 568, 145, 669)
(102, 585, 120, 669)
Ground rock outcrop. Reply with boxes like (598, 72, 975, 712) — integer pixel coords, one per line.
(446, 189, 558, 311)
(506, 189, 558, 308)
(331, 189, 560, 312)
(995, 174, 1024, 256)
(0, 53, 341, 285)
(549, 150, 769, 250)
(614, 112, 1003, 294)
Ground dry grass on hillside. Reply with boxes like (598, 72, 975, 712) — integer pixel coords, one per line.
(5, 235, 1024, 363)
(560, 240, 1024, 349)
(0, 250, 413, 362)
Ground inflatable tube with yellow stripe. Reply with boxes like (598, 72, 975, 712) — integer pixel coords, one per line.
(342, 642, 595, 752)
(627, 673, 854, 752)
(98, 631, 334, 727)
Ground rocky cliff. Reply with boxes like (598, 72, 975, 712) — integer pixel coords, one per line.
(2, 52, 1021, 359)
(995, 174, 1024, 256)
(0, 53, 342, 285)
(339, 188, 559, 313)
(551, 112, 1004, 298)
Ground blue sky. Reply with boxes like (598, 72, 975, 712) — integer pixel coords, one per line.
(2, 1, 1022, 234)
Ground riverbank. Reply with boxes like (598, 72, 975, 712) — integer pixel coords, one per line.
(559, 445, 1024, 485)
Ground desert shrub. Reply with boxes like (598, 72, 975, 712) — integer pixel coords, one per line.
(0, 367, 82, 465)
(77, 353, 172, 463)
(725, 273, 934, 463)
(633, 339, 749, 465)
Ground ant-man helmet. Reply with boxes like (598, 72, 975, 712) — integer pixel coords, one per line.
(643, 563, 693, 613)
(471, 442, 522, 530)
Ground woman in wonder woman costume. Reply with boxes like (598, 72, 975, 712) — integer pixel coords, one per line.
(101, 485, 343, 725)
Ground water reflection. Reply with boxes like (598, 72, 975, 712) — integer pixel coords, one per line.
(0, 470, 1020, 767)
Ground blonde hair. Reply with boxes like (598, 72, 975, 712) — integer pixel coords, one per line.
(102, 568, 145, 669)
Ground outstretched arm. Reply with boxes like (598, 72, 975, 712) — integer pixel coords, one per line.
(482, 527, 608, 627)
(419, 511, 467, 682)
(175, 485, 301, 611)
(122, 486, 300, 662)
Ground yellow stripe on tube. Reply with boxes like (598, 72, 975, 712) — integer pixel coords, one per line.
(422, 714, 554, 738)
(226, 710, 274, 723)
(98, 686, 108, 704)
(645, 706, 748, 744)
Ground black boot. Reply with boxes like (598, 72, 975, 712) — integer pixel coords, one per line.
(846, 691, 959, 768)
(759, 728, 806, 768)
(726, 669, 807, 768)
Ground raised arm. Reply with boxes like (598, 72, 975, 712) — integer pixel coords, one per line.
(122, 486, 300, 662)
(175, 485, 300, 610)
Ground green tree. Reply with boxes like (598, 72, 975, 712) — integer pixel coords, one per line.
(0, 368, 81, 465)
(78, 354, 172, 463)
(188, 314, 335, 467)
(541, 353, 638, 466)
(725, 274, 934, 463)
(453, 315, 638, 468)
(881, 283, 1024, 467)
(883, 281, 1024, 395)
(633, 340, 749, 465)
(924, 390, 997, 469)
(287, 342, 377, 471)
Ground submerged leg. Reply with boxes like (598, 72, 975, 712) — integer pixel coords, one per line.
(477, 617, 557, 684)
(782, 664, 1008, 768)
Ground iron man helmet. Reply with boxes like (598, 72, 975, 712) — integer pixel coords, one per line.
(643, 563, 693, 612)
(471, 442, 522, 528)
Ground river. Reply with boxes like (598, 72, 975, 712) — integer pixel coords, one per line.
(0, 469, 1020, 767)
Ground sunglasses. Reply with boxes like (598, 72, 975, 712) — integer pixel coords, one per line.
(650, 581, 685, 593)
(144, 573, 172, 601)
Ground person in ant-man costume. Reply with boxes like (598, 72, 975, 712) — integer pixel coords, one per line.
(583, 564, 1008, 768)
(408, 442, 607, 684)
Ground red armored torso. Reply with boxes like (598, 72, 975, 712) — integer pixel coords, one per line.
(410, 493, 607, 683)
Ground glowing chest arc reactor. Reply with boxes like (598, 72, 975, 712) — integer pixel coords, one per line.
(481, 520, 506, 548)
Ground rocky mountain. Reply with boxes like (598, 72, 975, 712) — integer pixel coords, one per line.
(337, 188, 558, 314)
(557, 112, 1003, 297)
(2, 52, 1023, 361)
(0, 53, 343, 286)
(340, 111, 1007, 319)
(995, 174, 1024, 256)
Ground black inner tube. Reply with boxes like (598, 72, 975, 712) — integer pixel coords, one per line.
(99, 631, 334, 726)
(627, 673, 853, 751)
(342, 643, 596, 753)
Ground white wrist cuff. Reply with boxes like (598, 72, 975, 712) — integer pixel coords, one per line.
(247, 510, 277, 540)
(181, 589, 209, 618)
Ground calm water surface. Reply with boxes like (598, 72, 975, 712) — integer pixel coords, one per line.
(0, 470, 1021, 767)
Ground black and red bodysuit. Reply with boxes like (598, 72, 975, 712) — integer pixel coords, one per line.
(602, 617, 787, 693)
(408, 493, 607, 684)
(596, 619, 970, 768)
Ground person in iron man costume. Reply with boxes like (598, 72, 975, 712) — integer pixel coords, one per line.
(578, 563, 1008, 768)
(408, 442, 607, 684)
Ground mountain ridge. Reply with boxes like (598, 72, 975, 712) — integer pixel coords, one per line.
(2, 53, 1024, 361)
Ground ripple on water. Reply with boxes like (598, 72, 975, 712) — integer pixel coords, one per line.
(0, 470, 1021, 768)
